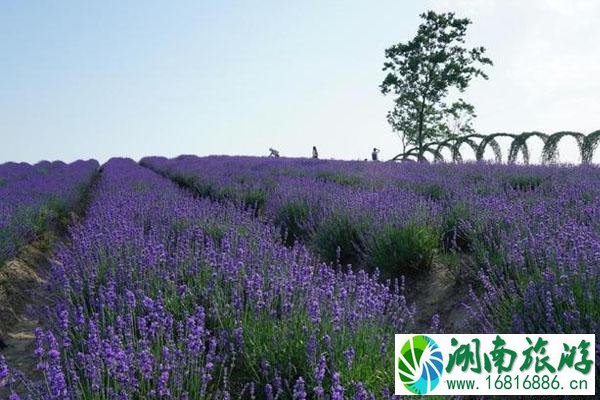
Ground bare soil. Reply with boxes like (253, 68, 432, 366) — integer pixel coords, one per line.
(0, 176, 96, 396)
(405, 257, 474, 333)
(0, 236, 52, 395)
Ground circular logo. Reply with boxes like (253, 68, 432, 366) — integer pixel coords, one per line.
(397, 335, 444, 394)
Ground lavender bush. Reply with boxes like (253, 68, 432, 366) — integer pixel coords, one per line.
(0, 160, 99, 266)
(141, 156, 442, 275)
(141, 156, 599, 338)
(6, 159, 412, 398)
(3, 155, 598, 398)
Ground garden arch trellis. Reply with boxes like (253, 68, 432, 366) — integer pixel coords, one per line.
(391, 130, 600, 164)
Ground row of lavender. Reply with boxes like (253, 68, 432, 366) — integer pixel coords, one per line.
(141, 156, 444, 273)
(141, 155, 600, 338)
(2, 158, 413, 398)
(0, 160, 99, 266)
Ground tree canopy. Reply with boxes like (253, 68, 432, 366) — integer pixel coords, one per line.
(380, 11, 493, 160)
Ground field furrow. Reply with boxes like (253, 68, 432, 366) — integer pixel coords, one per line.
(2, 158, 413, 398)
(141, 156, 600, 338)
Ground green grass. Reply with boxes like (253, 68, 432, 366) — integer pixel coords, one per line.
(242, 188, 267, 216)
(315, 170, 362, 186)
(273, 200, 313, 246)
(312, 212, 368, 266)
(365, 223, 438, 277)
(505, 174, 544, 191)
(214, 185, 237, 202)
(59, 211, 403, 397)
(414, 183, 449, 201)
(214, 285, 397, 396)
(172, 174, 215, 198)
(441, 202, 473, 252)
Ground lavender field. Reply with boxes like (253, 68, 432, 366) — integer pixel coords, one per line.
(1, 156, 599, 399)
(0, 160, 99, 266)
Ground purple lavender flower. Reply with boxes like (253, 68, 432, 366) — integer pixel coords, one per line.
(331, 372, 344, 400)
(343, 347, 355, 369)
(0, 355, 9, 387)
(293, 377, 307, 400)
(13, 155, 596, 399)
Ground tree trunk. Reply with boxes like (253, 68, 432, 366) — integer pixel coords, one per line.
(417, 100, 426, 161)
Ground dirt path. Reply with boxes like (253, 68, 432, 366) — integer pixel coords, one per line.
(2, 318, 39, 374)
(0, 237, 52, 395)
(405, 258, 473, 333)
(1, 174, 97, 395)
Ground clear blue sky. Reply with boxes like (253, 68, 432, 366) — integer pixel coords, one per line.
(1, 1, 599, 163)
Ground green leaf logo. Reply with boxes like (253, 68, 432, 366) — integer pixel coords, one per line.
(397, 335, 444, 394)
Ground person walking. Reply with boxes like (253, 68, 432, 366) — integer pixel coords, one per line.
(312, 146, 319, 159)
(269, 147, 280, 157)
(371, 148, 380, 161)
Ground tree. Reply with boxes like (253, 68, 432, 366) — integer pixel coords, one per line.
(437, 98, 477, 138)
(380, 11, 492, 160)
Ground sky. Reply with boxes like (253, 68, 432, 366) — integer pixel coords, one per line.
(1, 0, 599, 164)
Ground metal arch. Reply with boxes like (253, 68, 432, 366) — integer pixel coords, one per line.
(481, 138, 502, 162)
(390, 130, 599, 164)
(476, 133, 517, 162)
(582, 130, 600, 163)
(508, 140, 531, 164)
(451, 136, 482, 162)
(541, 131, 585, 164)
(434, 140, 461, 162)
(393, 142, 444, 162)
(508, 132, 548, 164)
(391, 147, 419, 161)
(392, 146, 422, 162)
(420, 146, 444, 162)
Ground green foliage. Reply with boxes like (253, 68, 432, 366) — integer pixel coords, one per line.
(202, 223, 229, 245)
(312, 213, 368, 266)
(415, 183, 448, 201)
(0, 196, 71, 267)
(169, 218, 191, 235)
(150, 229, 396, 397)
(242, 188, 267, 215)
(213, 186, 267, 216)
(581, 191, 594, 204)
(474, 184, 498, 196)
(38, 197, 70, 232)
(481, 250, 599, 335)
(505, 175, 544, 191)
(315, 171, 362, 186)
(14, 197, 70, 238)
(173, 175, 214, 198)
(231, 310, 393, 395)
(274, 200, 312, 246)
(441, 202, 473, 252)
(195, 181, 215, 198)
(436, 252, 463, 277)
(365, 224, 438, 277)
(381, 10, 492, 158)
(214, 185, 237, 202)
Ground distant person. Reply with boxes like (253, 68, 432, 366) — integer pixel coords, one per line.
(371, 148, 380, 161)
(312, 146, 319, 159)
(269, 147, 280, 157)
